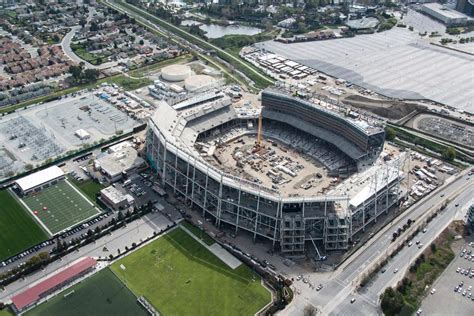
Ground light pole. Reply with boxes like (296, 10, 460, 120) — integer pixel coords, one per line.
(197, 220, 203, 241)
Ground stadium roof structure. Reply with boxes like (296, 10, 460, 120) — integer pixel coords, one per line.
(15, 165, 64, 192)
(349, 168, 402, 209)
(11, 257, 96, 311)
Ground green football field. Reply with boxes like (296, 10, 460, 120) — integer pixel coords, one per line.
(21, 180, 100, 235)
(111, 227, 271, 316)
(24, 268, 147, 316)
(0, 190, 47, 261)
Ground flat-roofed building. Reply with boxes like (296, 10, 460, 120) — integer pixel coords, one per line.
(94, 142, 145, 183)
(100, 186, 134, 210)
(15, 166, 65, 195)
(11, 257, 96, 312)
(422, 3, 469, 25)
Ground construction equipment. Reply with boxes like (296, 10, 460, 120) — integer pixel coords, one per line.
(257, 112, 263, 146)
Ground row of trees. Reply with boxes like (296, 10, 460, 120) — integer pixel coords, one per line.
(69, 64, 99, 83)
(385, 126, 457, 162)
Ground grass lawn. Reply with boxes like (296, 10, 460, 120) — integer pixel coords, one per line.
(0, 307, 14, 316)
(25, 268, 147, 316)
(21, 180, 101, 235)
(111, 227, 271, 316)
(180, 221, 215, 246)
(0, 190, 47, 261)
(106, 76, 152, 91)
(70, 43, 105, 65)
(70, 178, 105, 202)
(129, 54, 192, 77)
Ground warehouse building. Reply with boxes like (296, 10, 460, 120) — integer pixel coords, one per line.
(421, 3, 469, 25)
(15, 165, 65, 195)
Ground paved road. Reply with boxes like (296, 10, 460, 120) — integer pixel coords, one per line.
(106, 0, 274, 86)
(0, 212, 174, 304)
(333, 185, 473, 316)
(283, 172, 473, 315)
(61, 26, 94, 68)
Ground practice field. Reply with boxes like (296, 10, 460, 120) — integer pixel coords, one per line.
(24, 268, 147, 316)
(111, 227, 271, 316)
(0, 190, 47, 261)
(20, 180, 101, 235)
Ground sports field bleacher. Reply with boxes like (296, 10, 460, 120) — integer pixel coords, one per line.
(201, 121, 355, 173)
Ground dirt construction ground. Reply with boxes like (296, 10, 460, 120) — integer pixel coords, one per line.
(343, 95, 426, 120)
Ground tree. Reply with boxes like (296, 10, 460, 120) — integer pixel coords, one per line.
(430, 243, 437, 253)
(385, 127, 396, 141)
(90, 21, 99, 32)
(442, 146, 456, 161)
(139, 39, 144, 45)
(303, 304, 317, 316)
(80, 18, 87, 28)
(69, 65, 83, 80)
(380, 287, 404, 316)
(83, 68, 99, 82)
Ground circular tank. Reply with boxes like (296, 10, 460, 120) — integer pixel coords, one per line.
(161, 64, 192, 82)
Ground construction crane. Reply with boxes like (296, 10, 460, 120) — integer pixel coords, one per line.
(257, 112, 263, 147)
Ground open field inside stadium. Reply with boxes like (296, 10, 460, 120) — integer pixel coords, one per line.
(0, 190, 47, 262)
(111, 227, 271, 316)
(24, 268, 147, 316)
(19, 180, 101, 235)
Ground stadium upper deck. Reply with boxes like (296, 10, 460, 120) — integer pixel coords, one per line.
(261, 89, 385, 162)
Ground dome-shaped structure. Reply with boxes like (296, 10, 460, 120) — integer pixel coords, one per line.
(161, 64, 192, 82)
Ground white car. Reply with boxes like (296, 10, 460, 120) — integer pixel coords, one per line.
(394, 269, 399, 274)
(416, 309, 422, 315)
(430, 288, 436, 295)
(456, 267, 461, 273)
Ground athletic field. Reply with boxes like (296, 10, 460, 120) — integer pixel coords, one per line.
(0, 190, 47, 261)
(20, 180, 100, 235)
(111, 227, 271, 316)
(24, 268, 147, 316)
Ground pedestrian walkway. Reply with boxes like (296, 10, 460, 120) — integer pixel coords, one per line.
(180, 225, 241, 270)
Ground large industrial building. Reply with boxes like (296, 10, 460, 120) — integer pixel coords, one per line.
(421, 3, 469, 25)
(145, 88, 403, 256)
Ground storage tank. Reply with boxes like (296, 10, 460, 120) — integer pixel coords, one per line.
(161, 64, 192, 82)
(184, 75, 216, 92)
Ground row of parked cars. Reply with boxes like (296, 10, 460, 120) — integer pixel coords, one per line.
(460, 247, 474, 262)
(1, 240, 54, 268)
(60, 213, 111, 240)
(454, 281, 474, 301)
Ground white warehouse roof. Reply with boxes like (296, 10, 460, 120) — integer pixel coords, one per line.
(15, 166, 64, 192)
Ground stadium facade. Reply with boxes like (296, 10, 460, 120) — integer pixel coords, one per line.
(146, 88, 403, 256)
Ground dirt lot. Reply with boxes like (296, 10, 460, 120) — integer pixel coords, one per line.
(343, 95, 426, 120)
(213, 135, 332, 196)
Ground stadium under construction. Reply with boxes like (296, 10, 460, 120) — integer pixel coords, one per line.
(145, 88, 405, 257)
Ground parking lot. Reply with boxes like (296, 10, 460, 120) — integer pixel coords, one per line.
(0, 90, 141, 180)
(115, 172, 160, 209)
(420, 239, 474, 315)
